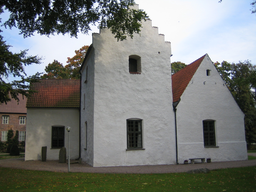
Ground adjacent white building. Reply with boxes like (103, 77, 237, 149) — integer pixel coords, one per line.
(172, 54, 247, 164)
(25, 79, 80, 161)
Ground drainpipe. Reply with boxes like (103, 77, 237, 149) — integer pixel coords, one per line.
(78, 72, 82, 160)
(173, 99, 180, 164)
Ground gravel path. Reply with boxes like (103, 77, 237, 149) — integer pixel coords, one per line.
(1, 154, 256, 174)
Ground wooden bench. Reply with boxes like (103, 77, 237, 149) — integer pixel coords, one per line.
(189, 158, 205, 164)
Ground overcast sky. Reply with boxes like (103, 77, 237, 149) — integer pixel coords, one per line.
(1, 0, 256, 79)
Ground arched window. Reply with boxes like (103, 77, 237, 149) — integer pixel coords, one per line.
(129, 55, 141, 74)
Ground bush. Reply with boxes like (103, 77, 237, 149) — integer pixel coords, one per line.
(0, 141, 7, 152)
(10, 145, 20, 156)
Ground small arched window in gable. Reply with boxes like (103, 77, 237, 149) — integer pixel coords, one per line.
(129, 55, 141, 74)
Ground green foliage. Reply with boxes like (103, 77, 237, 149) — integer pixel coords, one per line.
(41, 60, 69, 79)
(215, 61, 256, 148)
(252, 1, 256, 13)
(10, 145, 20, 156)
(13, 130, 19, 146)
(1, 0, 147, 41)
(0, 30, 41, 104)
(0, 166, 256, 191)
(1, 1, 147, 103)
(0, 141, 7, 152)
(7, 129, 13, 143)
(171, 61, 186, 74)
(6, 129, 20, 155)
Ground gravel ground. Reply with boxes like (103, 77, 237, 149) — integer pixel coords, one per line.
(1, 154, 256, 174)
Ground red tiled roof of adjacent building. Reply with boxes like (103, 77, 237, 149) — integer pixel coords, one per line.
(27, 79, 80, 108)
(172, 54, 206, 103)
(0, 94, 27, 113)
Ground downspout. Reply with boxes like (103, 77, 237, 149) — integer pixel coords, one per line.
(78, 72, 82, 160)
(173, 99, 180, 164)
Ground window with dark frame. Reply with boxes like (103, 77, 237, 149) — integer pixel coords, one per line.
(203, 120, 216, 147)
(52, 126, 64, 148)
(127, 119, 142, 149)
(129, 58, 138, 73)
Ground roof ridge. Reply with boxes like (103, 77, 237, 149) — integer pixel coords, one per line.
(172, 54, 206, 103)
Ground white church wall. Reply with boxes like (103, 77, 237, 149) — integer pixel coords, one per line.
(80, 48, 95, 166)
(25, 108, 79, 161)
(176, 55, 247, 163)
(88, 18, 176, 167)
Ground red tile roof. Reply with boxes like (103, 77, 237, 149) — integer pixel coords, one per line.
(172, 54, 206, 103)
(27, 79, 80, 108)
(0, 94, 27, 113)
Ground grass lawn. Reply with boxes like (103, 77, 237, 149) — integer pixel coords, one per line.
(0, 153, 24, 160)
(0, 166, 255, 192)
(248, 155, 256, 160)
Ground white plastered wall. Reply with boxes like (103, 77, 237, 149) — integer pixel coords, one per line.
(176, 55, 247, 163)
(80, 47, 95, 166)
(86, 17, 175, 167)
(25, 108, 79, 161)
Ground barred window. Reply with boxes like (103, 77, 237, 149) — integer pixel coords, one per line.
(19, 116, 26, 125)
(52, 126, 64, 148)
(203, 120, 216, 147)
(127, 119, 142, 149)
(2, 115, 9, 124)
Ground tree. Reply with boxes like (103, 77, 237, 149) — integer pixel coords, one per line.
(252, 1, 256, 13)
(65, 45, 89, 79)
(6, 129, 14, 153)
(0, 29, 41, 103)
(1, 1, 147, 103)
(215, 61, 256, 148)
(219, 0, 256, 14)
(41, 60, 69, 79)
(171, 61, 186, 74)
(41, 45, 89, 79)
(1, 0, 147, 41)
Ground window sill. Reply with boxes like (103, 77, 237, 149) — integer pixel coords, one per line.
(204, 146, 219, 148)
(126, 148, 145, 151)
(129, 72, 141, 74)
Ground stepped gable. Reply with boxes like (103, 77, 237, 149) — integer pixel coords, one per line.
(93, 4, 170, 45)
(27, 79, 80, 108)
(172, 54, 206, 103)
